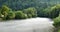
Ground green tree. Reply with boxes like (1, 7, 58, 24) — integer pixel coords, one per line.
(24, 7, 37, 17)
(49, 5, 60, 18)
(1, 5, 12, 20)
(53, 14, 60, 27)
(15, 11, 28, 19)
(6, 11, 15, 20)
(20, 13, 28, 19)
(27, 14, 32, 18)
(40, 4, 60, 18)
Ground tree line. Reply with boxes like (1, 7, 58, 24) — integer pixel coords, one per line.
(0, 5, 37, 20)
(0, 4, 60, 20)
(0, 4, 60, 32)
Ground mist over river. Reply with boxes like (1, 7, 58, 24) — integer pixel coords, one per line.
(0, 17, 54, 32)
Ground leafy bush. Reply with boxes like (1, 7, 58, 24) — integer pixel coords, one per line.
(49, 4, 60, 18)
(53, 14, 60, 27)
(58, 29, 60, 32)
(23, 7, 37, 17)
(27, 14, 32, 18)
(38, 4, 60, 18)
(1, 5, 12, 20)
(15, 11, 28, 19)
(6, 11, 15, 20)
(22, 13, 28, 19)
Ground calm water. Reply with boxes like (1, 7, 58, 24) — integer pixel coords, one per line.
(0, 17, 54, 32)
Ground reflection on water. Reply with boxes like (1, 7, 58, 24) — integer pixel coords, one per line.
(0, 17, 54, 32)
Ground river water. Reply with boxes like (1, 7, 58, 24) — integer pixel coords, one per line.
(0, 17, 54, 32)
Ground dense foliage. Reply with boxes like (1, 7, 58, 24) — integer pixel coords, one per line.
(15, 11, 27, 19)
(1, 0, 60, 32)
(0, 0, 60, 10)
(53, 15, 60, 27)
(53, 14, 60, 32)
(0, 5, 11, 20)
(38, 4, 60, 19)
(23, 7, 37, 17)
(0, 4, 60, 20)
(6, 11, 15, 20)
(0, 5, 37, 20)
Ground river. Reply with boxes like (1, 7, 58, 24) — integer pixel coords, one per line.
(0, 17, 54, 32)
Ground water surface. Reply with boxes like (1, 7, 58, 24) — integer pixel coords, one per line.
(0, 17, 54, 32)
